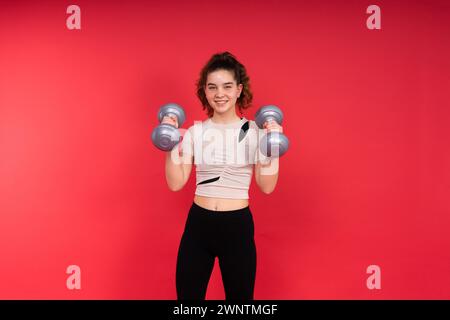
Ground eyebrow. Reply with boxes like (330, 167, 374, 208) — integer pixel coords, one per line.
(207, 82, 234, 86)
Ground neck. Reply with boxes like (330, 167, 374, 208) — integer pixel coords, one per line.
(211, 109, 241, 124)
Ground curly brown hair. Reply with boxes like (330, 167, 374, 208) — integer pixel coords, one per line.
(196, 52, 253, 118)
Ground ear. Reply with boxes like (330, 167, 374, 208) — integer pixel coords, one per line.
(238, 83, 243, 97)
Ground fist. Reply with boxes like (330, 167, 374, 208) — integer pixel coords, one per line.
(263, 119, 283, 133)
(161, 115, 179, 128)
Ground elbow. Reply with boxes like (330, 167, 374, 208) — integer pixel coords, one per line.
(167, 183, 183, 192)
(256, 179, 275, 195)
(166, 179, 185, 192)
(260, 186, 275, 195)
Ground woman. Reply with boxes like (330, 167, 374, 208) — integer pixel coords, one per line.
(163, 52, 283, 300)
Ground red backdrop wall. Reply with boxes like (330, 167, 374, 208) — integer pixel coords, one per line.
(1, 0, 449, 299)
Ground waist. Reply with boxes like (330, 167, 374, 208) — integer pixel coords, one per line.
(194, 195, 249, 211)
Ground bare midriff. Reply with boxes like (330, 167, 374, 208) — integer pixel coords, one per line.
(194, 195, 249, 211)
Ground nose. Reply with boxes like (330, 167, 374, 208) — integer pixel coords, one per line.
(215, 89, 224, 97)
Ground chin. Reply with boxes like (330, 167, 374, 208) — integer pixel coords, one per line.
(212, 106, 225, 113)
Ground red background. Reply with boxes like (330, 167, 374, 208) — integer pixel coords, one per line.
(1, 0, 449, 299)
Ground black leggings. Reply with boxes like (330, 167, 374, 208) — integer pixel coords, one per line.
(176, 202, 257, 300)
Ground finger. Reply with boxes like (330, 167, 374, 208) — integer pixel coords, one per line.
(162, 117, 177, 127)
(268, 125, 282, 132)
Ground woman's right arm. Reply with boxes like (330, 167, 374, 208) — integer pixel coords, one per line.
(165, 151, 192, 191)
(162, 115, 193, 191)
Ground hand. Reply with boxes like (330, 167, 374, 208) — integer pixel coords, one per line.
(161, 115, 179, 128)
(263, 119, 283, 133)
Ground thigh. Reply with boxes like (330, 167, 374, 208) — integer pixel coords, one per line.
(218, 213, 257, 300)
(176, 228, 215, 300)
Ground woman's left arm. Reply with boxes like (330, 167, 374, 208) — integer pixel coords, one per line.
(254, 120, 282, 194)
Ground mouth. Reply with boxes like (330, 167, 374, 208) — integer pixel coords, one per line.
(215, 100, 228, 106)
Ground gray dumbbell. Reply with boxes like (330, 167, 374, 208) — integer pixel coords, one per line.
(255, 105, 290, 157)
(151, 103, 186, 151)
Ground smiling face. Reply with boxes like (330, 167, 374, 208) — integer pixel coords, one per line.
(204, 69, 243, 116)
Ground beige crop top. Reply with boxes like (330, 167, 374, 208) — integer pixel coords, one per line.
(181, 117, 269, 199)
